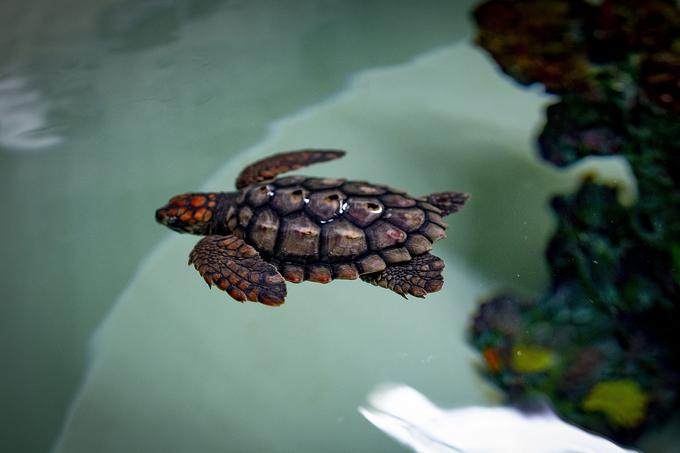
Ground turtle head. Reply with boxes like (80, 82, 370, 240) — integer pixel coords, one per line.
(155, 192, 236, 235)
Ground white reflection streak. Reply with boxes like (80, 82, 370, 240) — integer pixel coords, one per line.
(0, 77, 62, 150)
(359, 384, 638, 453)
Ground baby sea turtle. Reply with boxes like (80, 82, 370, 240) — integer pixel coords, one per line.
(155, 150, 469, 306)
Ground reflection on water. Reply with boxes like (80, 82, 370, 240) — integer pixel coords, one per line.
(0, 77, 62, 150)
(360, 384, 637, 453)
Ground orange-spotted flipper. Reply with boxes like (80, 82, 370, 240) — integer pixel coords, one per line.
(235, 149, 346, 189)
(189, 235, 287, 306)
(361, 253, 445, 299)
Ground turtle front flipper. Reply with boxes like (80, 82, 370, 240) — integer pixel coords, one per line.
(189, 235, 287, 306)
(235, 149, 345, 189)
(361, 253, 445, 299)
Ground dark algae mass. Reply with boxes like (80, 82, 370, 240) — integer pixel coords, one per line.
(469, 0, 680, 445)
(156, 150, 469, 305)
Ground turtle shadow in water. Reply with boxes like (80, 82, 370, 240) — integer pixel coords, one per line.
(441, 148, 561, 293)
(444, 149, 630, 294)
(367, 121, 631, 295)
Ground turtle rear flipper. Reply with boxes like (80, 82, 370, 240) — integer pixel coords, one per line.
(235, 149, 345, 189)
(361, 253, 444, 299)
(425, 191, 470, 216)
(189, 235, 287, 306)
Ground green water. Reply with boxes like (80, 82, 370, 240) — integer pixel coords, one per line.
(2, 1, 672, 452)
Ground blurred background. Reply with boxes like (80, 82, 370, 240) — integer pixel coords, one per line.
(1, 1, 677, 452)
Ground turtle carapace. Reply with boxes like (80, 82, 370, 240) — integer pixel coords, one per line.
(155, 150, 469, 306)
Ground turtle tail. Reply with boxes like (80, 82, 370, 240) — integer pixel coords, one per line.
(425, 191, 469, 216)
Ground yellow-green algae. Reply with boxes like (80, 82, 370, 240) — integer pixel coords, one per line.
(511, 344, 555, 373)
(582, 379, 649, 428)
